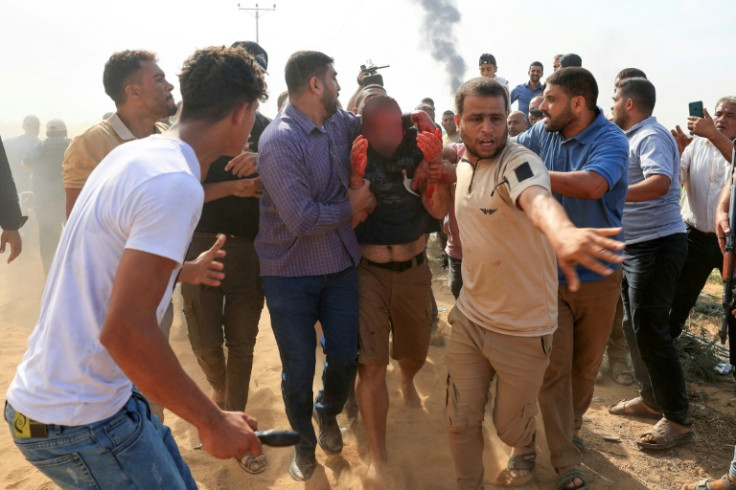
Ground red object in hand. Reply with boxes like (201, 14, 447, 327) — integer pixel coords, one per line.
(350, 135, 369, 189)
(425, 182, 436, 201)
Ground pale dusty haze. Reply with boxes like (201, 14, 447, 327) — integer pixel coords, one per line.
(1, 0, 735, 138)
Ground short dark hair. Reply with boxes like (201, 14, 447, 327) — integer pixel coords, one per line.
(546, 67, 598, 112)
(530, 61, 544, 70)
(616, 67, 647, 81)
(560, 53, 582, 68)
(178, 46, 268, 123)
(103, 50, 157, 106)
(616, 77, 656, 114)
(284, 51, 334, 95)
(421, 97, 435, 107)
(442, 110, 454, 116)
(455, 77, 509, 116)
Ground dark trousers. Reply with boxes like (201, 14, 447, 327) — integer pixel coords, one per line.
(181, 233, 264, 412)
(448, 257, 463, 300)
(262, 266, 359, 455)
(35, 199, 65, 275)
(669, 225, 736, 364)
(622, 233, 690, 425)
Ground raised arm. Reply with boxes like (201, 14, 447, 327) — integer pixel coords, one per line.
(518, 184, 624, 291)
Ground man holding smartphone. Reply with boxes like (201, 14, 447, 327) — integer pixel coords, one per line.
(671, 97, 736, 354)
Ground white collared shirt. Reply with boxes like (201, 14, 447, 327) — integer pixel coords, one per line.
(680, 136, 730, 233)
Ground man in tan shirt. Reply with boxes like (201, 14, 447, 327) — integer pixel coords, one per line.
(62, 50, 193, 423)
(63, 50, 176, 217)
(445, 77, 623, 490)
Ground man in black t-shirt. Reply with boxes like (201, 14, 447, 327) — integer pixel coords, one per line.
(180, 40, 271, 475)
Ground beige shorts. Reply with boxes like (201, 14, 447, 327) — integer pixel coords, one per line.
(357, 259, 432, 364)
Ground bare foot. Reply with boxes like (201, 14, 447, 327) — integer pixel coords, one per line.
(363, 460, 389, 490)
(399, 380, 422, 409)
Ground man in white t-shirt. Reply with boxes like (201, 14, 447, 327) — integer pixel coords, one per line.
(5, 46, 268, 489)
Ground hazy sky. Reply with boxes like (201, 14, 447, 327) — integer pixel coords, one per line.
(2, 0, 735, 138)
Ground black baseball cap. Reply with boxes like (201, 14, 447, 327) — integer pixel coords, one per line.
(479, 53, 497, 66)
(560, 53, 582, 68)
(231, 40, 268, 73)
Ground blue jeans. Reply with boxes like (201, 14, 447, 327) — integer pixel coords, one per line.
(5, 394, 196, 490)
(262, 266, 359, 455)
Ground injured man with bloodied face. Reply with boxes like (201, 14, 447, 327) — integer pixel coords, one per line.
(348, 94, 453, 483)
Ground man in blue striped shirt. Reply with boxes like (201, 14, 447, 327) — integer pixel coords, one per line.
(255, 50, 374, 481)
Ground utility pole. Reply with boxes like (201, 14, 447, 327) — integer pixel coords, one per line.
(237, 3, 276, 44)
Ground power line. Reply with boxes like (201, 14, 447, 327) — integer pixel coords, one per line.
(237, 3, 276, 44)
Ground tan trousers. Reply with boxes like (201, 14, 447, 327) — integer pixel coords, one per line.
(606, 295, 628, 363)
(539, 268, 622, 469)
(445, 306, 552, 490)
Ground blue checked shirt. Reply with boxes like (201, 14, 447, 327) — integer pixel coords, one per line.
(255, 103, 362, 277)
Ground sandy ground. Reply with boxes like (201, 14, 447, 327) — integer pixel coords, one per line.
(1, 227, 735, 490)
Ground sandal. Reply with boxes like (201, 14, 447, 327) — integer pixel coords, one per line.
(496, 451, 536, 487)
(572, 435, 585, 453)
(684, 474, 736, 489)
(607, 397, 661, 420)
(238, 452, 268, 474)
(637, 417, 693, 451)
(556, 468, 589, 490)
(609, 359, 635, 386)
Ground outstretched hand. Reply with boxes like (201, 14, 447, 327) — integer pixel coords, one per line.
(555, 227, 624, 292)
(179, 234, 227, 286)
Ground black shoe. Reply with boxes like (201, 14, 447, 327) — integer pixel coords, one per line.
(313, 408, 343, 454)
(289, 448, 316, 481)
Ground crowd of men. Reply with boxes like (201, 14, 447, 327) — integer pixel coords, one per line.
(1, 44, 735, 490)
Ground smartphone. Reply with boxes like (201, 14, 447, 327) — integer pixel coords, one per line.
(689, 101, 704, 118)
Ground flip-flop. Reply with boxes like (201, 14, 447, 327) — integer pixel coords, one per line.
(238, 452, 268, 474)
(637, 418, 694, 451)
(685, 474, 736, 489)
(496, 451, 536, 487)
(556, 468, 589, 490)
(608, 397, 661, 420)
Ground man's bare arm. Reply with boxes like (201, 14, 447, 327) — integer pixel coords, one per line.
(549, 170, 609, 200)
(518, 184, 624, 292)
(626, 174, 671, 202)
(65, 187, 82, 218)
(100, 249, 261, 459)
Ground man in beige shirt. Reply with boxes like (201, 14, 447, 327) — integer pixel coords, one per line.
(445, 77, 623, 490)
(63, 50, 176, 217)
